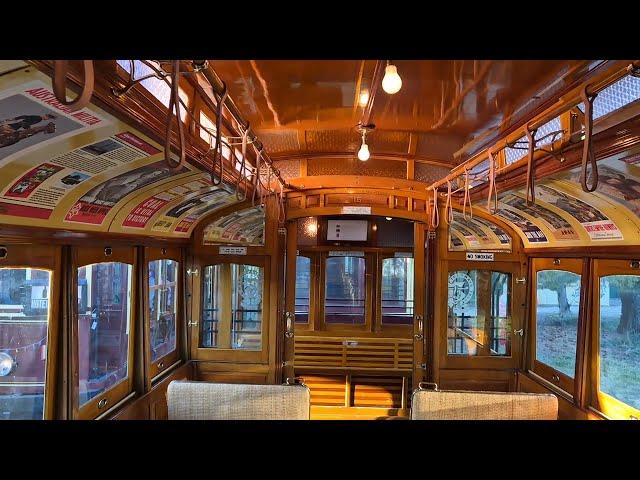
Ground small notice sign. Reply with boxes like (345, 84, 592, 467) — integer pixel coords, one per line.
(341, 206, 371, 215)
(219, 246, 247, 255)
(329, 251, 364, 257)
(466, 252, 494, 262)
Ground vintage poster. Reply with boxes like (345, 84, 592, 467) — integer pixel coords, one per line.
(121, 178, 210, 229)
(496, 207, 548, 243)
(202, 205, 265, 245)
(449, 232, 465, 250)
(536, 184, 623, 240)
(466, 215, 512, 246)
(565, 164, 640, 218)
(0, 80, 106, 167)
(65, 156, 188, 225)
(449, 222, 480, 247)
(0, 131, 160, 221)
(500, 193, 579, 241)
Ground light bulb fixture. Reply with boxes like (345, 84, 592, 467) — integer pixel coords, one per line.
(358, 89, 370, 107)
(356, 123, 375, 162)
(382, 61, 402, 94)
(385, 217, 392, 221)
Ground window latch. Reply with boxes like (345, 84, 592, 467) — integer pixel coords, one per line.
(513, 328, 524, 337)
(515, 277, 526, 284)
(187, 320, 198, 327)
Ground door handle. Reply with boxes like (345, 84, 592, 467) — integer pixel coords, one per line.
(285, 312, 294, 338)
(513, 328, 523, 336)
(414, 315, 423, 340)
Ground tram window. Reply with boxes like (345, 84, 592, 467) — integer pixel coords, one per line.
(77, 262, 132, 407)
(598, 275, 640, 411)
(324, 256, 366, 325)
(381, 257, 414, 325)
(0, 268, 51, 420)
(447, 270, 512, 356)
(201, 264, 263, 350)
(295, 256, 311, 323)
(535, 270, 581, 378)
(148, 259, 178, 363)
(199, 111, 231, 160)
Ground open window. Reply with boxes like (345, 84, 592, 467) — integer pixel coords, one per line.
(530, 258, 583, 395)
(146, 247, 181, 380)
(73, 246, 135, 419)
(377, 254, 414, 329)
(0, 245, 60, 420)
(591, 259, 640, 419)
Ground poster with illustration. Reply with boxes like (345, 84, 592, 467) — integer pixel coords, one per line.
(496, 208, 548, 243)
(500, 193, 579, 241)
(4, 163, 64, 198)
(0, 81, 105, 167)
(536, 184, 622, 240)
(65, 160, 189, 225)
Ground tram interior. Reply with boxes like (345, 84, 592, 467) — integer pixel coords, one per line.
(1, 59, 639, 421)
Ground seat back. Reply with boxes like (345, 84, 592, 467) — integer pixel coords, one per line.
(411, 389, 558, 420)
(167, 381, 310, 420)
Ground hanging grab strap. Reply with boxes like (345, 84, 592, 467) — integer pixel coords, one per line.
(52, 60, 94, 112)
(580, 84, 599, 192)
(430, 187, 439, 229)
(525, 125, 538, 205)
(445, 179, 454, 224)
(211, 82, 228, 186)
(462, 168, 473, 220)
(486, 149, 498, 214)
(164, 60, 186, 171)
(252, 146, 264, 206)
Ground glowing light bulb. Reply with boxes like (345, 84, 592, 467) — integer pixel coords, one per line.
(358, 142, 370, 161)
(359, 89, 369, 107)
(382, 64, 402, 94)
(385, 217, 392, 221)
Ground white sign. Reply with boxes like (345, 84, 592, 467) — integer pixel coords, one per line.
(341, 206, 371, 215)
(327, 219, 368, 241)
(219, 246, 247, 255)
(329, 251, 364, 257)
(466, 252, 494, 262)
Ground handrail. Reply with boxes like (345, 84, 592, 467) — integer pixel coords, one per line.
(428, 61, 640, 194)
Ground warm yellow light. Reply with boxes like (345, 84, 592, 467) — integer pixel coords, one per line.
(385, 216, 392, 221)
(305, 219, 318, 235)
(358, 142, 370, 161)
(382, 64, 402, 94)
(359, 89, 369, 107)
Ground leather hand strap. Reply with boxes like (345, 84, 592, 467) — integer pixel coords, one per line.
(53, 60, 94, 112)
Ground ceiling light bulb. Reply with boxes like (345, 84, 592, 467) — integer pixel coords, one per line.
(382, 64, 402, 94)
(358, 142, 370, 161)
(359, 89, 369, 107)
(385, 217, 392, 221)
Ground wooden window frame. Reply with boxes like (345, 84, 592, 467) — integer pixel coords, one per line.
(375, 252, 413, 335)
(529, 257, 584, 397)
(145, 247, 182, 381)
(72, 246, 136, 420)
(590, 259, 640, 419)
(190, 254, 270, 364)
(318, 251, 374, 333)
(0, 244, 61, 420)
(440, 260, 524, 370)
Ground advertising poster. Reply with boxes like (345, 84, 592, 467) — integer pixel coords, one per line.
(0, 80, 104, 167)
(121, 179, 210, 229)
(467, 216, 512, 246)
(536, 184, 623, 240)
(65, 156, 187, 225)
(496, 208, 548, 243)
(0, 131, 159, 221)
(449, 222, 480, 247)
(500, 193, 579, 241)
(202, 206, 265, 245)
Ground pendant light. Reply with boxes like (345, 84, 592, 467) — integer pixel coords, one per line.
(382, 61, 402, 94)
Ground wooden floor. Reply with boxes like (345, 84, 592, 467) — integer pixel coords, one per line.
(310, 406, 410, 420)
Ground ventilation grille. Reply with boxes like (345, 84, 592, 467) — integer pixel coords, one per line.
(307, 158, 406, 179)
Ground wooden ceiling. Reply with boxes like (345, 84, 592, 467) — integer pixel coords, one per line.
(209, 60, 596, 166)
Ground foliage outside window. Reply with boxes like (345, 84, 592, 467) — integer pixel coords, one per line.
(447, 270, 511, 356)
(535, 270, 581, 378)
(324, 256, 366, 325)
(0, 268, 51, 420)
(148, 260, 178, 363)
(381, 257, 414, 325)
(295, 256, 311, 323)
(598, 275, 640, 410)
(77, 262, 132, 406)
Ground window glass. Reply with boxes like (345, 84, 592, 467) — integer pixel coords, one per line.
(0, 268, 51, 420)
(77, 262, 132, 406)
(381, 257, 414, 325)
(148, 259, 178, 363)
(295, 256, 311, 323)
(535, 270, 581, 377)
(599, 275, 640, 410)
(201, 264, 263, 350)
(447, 270, 511, 356)
(199, 111, 231, 159)
(324, 256, 366, 325)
